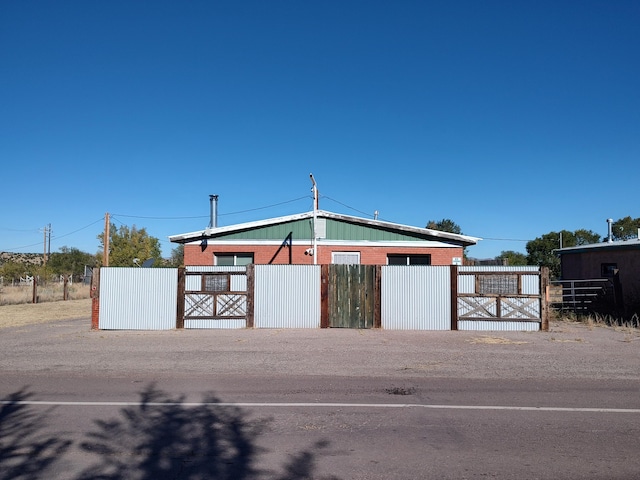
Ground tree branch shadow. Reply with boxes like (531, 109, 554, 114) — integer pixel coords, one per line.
(0, 388, 72, 480)
(79, 384, 340, 480)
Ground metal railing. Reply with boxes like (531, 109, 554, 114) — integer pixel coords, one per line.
(550, 278, 612, 312)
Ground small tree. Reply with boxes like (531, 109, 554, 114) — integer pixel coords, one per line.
(611, 216, 640, 241)
(498, 250, 528, 266)
(526, 228, 600, 278)
(48, 246, 95, 277)
(165, 244, 184, 268)
(426, 218, 463, 235)
(0, 261, 30, 284)
(97, 223, 163, 267)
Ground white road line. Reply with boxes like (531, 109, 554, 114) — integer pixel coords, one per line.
(1, 400, 640, 413)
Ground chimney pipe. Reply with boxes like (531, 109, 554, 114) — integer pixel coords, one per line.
(607, 218, 613, 243)
(209, 195, 219, 229)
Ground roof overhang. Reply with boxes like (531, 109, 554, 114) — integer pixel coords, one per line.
(555, 239, 640, 255)
(169, 210, 481, 247)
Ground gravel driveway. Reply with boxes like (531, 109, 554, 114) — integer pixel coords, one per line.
(1, 316, 639, 381)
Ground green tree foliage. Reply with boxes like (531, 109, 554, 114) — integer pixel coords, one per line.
(165, 244, 184, 267)
(611, 216, 640, 241)
(498, 250, 528, 266)
(97, 223, 162, 267)
(526, 229, 600, 278)
(426, 218, 462, 235)
(0, 261, 31, 283)
(48, 246, 95, 276)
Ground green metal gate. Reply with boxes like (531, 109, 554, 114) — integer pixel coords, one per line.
(328, 264, 376, 328)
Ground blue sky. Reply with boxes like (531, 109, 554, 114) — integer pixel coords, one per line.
(1, 0, 638, 259)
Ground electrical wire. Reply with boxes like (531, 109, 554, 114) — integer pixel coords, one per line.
(110, 196, 311, 220)
(218, 196, 310, 216)
(320, 195, 379, 219)
(50, 218, 105, 241)
(112, 214, 208, 220)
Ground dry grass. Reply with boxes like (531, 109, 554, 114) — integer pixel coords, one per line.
(0, 283, 90, 306)
(468, 336, 529, 345)
(0, 298, 92, 329)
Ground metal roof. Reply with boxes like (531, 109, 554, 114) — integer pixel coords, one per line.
(555, 238, 640, 255)
(169, 210, 481, 247)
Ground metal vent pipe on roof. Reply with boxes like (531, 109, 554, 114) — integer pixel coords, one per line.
(607, 218, 613, 243)
(209, 195, 219, 229)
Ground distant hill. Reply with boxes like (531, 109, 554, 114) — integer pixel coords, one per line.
(0, 252, 45, 266)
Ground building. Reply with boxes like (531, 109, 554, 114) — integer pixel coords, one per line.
(169, 209, 480, 266)
(556, 235, 640, 312)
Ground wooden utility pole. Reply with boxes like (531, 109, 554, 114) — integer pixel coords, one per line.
(103, 213, 110, 266)
(43, 225, 48, 266)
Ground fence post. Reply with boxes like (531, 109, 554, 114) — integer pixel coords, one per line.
(374, 265, 382, 328)
(63, 275, 69, 301)
(90, 268, 100, 330)
(32, 277, 38, 304)
(320, 264, 329, 328)
(450, 265, 458, 330)
(245, 264, 255, 328)
(540, 267, 549, 331)
(176, 268, 185, 329)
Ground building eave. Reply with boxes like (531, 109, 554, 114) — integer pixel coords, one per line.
(169, 209, 481, 247)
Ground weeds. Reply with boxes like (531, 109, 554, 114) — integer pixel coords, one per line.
(558, 310, 640, 330)
(0, 283, 90, 306)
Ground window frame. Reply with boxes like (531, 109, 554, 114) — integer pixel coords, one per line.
(386, 254, 432, 266)
(214, 253, 254, 266)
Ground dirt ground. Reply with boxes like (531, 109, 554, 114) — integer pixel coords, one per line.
(0, 298, 92, 329)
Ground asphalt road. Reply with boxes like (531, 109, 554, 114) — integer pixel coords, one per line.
(1, 318, 639, 479)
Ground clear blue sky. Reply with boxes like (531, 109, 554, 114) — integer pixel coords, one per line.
(1, 0, 638, 259)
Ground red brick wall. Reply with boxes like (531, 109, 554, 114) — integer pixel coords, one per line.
(184, 243, 463, 266)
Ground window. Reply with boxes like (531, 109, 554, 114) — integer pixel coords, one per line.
(601, 263, 617, 277)
(387, 254, 431, 265)
(214, 253, 254, 266)
(331, 252, 360, 264)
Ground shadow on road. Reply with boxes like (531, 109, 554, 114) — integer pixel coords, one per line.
(1, 385, 339, 480)
(0, 388, 72, 480)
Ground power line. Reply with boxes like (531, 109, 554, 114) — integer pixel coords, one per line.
(218, 196, 310, 216)
(320, 195, 377, 219)
(112, 214, 208, 220)
(110, 196, 311, 221)
(51, 218, 105, 241)
(481, 237, 532, 242)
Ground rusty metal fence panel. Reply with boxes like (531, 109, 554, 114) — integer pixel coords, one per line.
(254, 265, 320, 328)
(382, 266, 450, 330)
(99, 267, 177, 330)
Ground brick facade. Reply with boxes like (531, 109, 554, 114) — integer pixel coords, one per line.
(184, 243, 463, 266)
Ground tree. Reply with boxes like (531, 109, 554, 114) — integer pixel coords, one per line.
(97, 223, 162, 267)
(611, 216, 640, 241)
(526, 228, 600, 278)
(426, 219, 462, 235)
(0, 261, 30, 284)
(498, 250, 528, 266)
(165, 244, 184, 267)
(48, 246, 95, 277)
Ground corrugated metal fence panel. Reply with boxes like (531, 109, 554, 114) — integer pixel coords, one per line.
(99, 267, 177, 330)
(186, 266, 247, 272)
(254, 265, 320, 328)
(185, 319, 246, 329)
(458, 320, 540, 332)
(382, 266, 451, 330)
